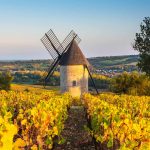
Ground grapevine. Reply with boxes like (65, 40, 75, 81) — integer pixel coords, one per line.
(0, 90, 72, 149)
(82, 93, 150, 149)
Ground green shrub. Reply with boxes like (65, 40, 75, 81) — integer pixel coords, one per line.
(110, 71, 150, 96)
(0, 71, 13, 91)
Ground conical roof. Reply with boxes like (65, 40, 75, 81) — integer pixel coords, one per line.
(59, 40, 90, 66)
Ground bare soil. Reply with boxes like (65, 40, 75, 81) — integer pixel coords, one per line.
(53, 106, 95, 150)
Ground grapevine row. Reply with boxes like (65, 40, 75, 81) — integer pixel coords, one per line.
(82, 93, 150, 150)
(0, 90, 72, 149)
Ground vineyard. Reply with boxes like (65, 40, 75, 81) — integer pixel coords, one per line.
(0, 90, 72, 149)
(0, 90, 150, 149)
(82, 94, 150, 149)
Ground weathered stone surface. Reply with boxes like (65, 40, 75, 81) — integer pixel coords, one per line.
(60, 65, 88, 97)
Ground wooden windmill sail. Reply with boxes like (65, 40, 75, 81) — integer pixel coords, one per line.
(41, 29, 98, 96)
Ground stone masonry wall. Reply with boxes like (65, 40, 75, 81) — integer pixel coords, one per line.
(60, 65, 88, 97)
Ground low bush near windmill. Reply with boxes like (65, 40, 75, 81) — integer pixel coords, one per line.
(0, 71, 13, 91)
(110, 72, 150, 96)
(82, 93, 150, 150)
(0, 90, 72, 149)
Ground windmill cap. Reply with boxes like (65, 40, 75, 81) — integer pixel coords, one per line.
(59, 40, 90, 66)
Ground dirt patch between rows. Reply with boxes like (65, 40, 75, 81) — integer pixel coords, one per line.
(53, 106, 95, 150)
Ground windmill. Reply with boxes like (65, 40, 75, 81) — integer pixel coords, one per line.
(41, 29, 98, 97)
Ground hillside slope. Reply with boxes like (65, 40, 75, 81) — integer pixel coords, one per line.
(0, 55, 138, 71)
(88, 55, 138, 69)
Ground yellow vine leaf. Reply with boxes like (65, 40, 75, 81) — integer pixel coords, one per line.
(13, 138, 26, 150)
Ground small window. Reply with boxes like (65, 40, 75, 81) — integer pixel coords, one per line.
(72, 80, 77, 86)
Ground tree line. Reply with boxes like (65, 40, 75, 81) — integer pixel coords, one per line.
(0, 72, 13, 90)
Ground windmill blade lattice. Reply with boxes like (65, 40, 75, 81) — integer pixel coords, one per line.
(41, 29, 81, 85)
(46, 29, 64, 55)
(41, 30, 81, 60)
(61, 30, 81, 52)
(41, 36, 59, 59)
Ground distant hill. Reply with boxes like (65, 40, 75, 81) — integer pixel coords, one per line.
(88, 55, 138, 69)
(0, 55, 139, 72)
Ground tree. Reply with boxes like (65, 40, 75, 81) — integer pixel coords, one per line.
(133, 17, 150, 76)
(0, 72, 13, 90)
(110, 72, 150, 96)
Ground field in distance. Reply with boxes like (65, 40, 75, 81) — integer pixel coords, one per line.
(11, 83, 59, 92)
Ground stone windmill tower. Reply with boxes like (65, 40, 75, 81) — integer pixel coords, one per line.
(41, 29, 98, 97)
(59, 40, 89, 97)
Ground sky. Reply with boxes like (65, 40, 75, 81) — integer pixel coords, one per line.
(0, 0, 149, 60)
